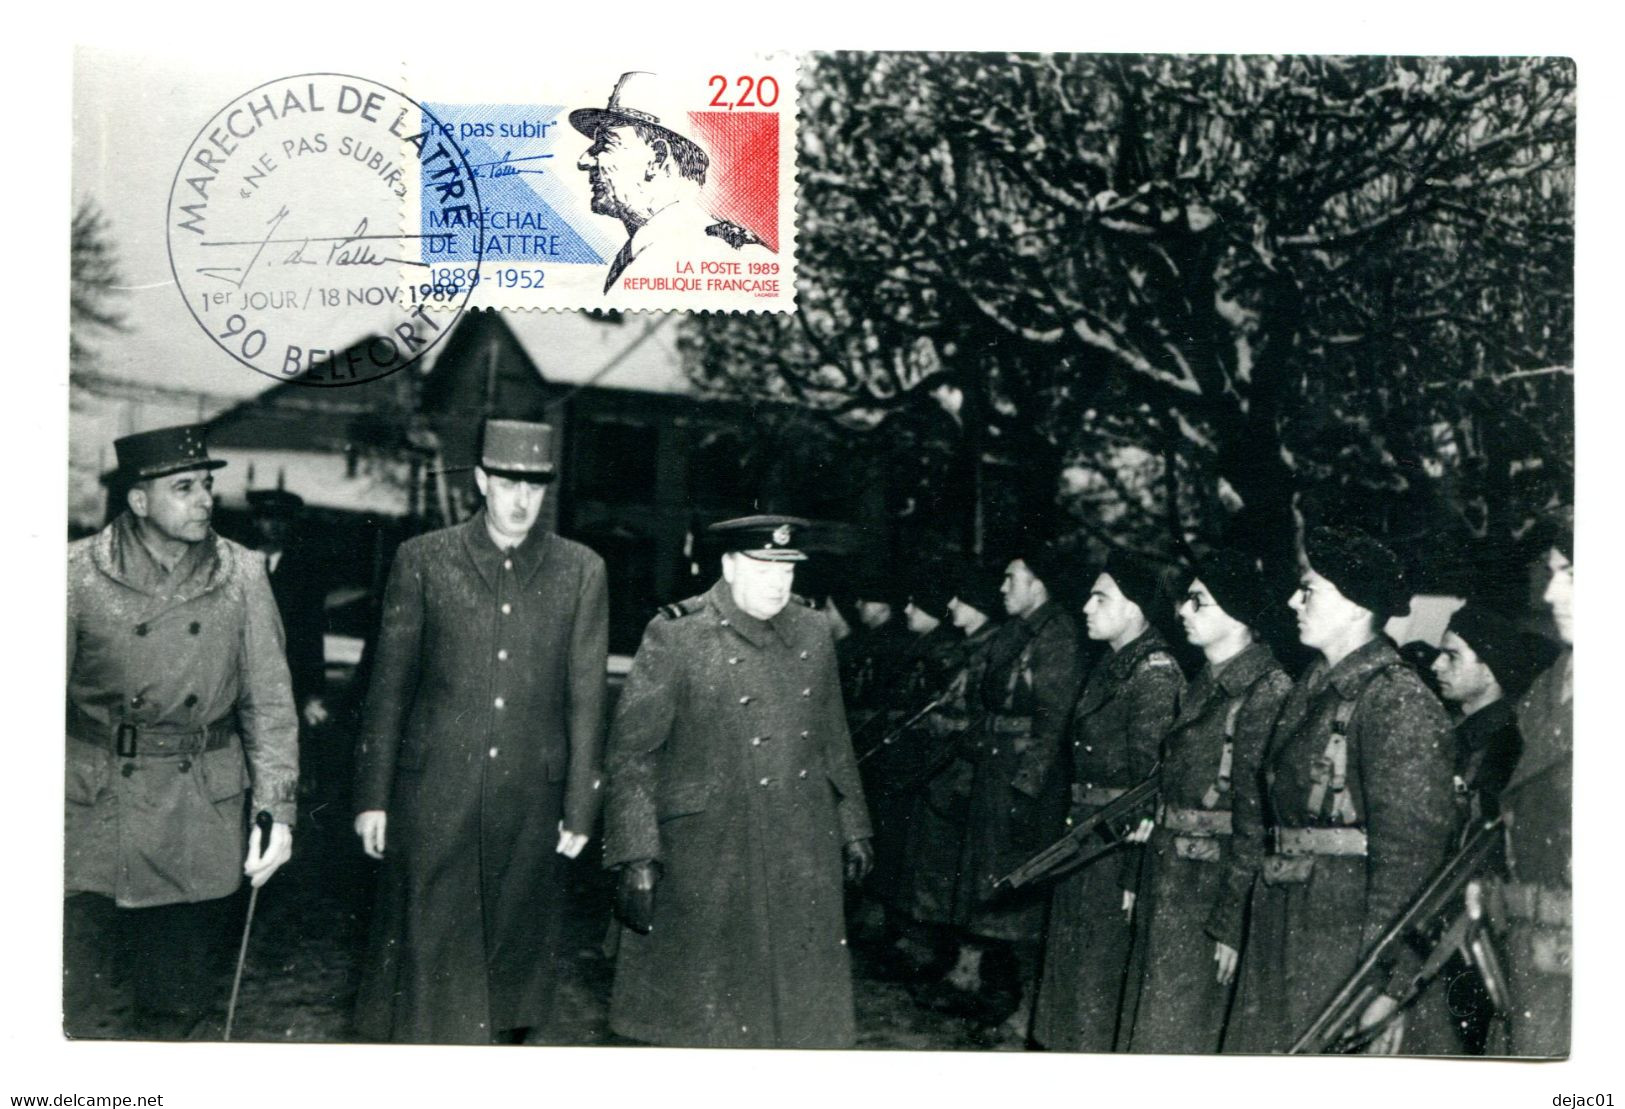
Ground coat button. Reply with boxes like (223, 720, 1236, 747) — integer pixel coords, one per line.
(801, 731, 810, 738)
(739, 695, 752, 705)
(178, 759, 191, 773)
(134, 623, 149, 636)
(800, 651, 809, 659)
(501, 603, 512, 615)
(489, 747, 499, 759)
(188, 621, 201, 634)
(720, 619, 730, 627)
(799, 769, 808, 779)
(184, 693, 198, 707)
(130, 694, 144, 708)
(801, 688, 811, 697)
(494, 697, 506, 709)
(497, 649, 509, 661)
(759, 778, 769, 786)
(751, 737, 761, 746)
(729, 657, 739, 665)
(121, 764, 135, 778)
(503, 559, 513, 571)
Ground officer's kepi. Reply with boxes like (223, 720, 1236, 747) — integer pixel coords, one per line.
(707, 515, 810, 562)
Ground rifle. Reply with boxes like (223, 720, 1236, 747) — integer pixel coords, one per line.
(855, 690, 954, 765)
(991, 767, 1160, 895)
(1289, 816, 1508, 1054)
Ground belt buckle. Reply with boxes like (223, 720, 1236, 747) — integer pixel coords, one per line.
(115, 722, 138, 758)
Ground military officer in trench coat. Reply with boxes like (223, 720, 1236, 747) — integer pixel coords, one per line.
(353, 418, 608, 1044)
(1032, 551, 1183, 1052)
(65, 425, 298, 1039)
(1225, 526, 1456, 1054)
(603, 516, 875, 1048)
(1117, 551, 1291, 1054)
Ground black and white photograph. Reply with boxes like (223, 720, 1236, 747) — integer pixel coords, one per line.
(11, 8, 1620, 1108)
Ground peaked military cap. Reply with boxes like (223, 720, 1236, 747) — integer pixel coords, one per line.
(114, 423, 228, 482)
(708, 514, 810, 562)
(246, 488, 305, 516)
(480, 418, 556, 482)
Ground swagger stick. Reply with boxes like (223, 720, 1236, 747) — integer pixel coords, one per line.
(224, 810, 274, 1042)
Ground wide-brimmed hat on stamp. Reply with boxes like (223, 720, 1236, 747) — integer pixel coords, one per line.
(479, 418, 556, 482)
(569, 71, 708, 156)
(114, 424, 228, 483)
(708, 514, 810, 562)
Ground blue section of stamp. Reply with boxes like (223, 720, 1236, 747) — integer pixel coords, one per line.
(420, 103, 608, 265)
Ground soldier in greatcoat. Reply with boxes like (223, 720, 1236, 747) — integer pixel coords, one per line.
(924, 548, 1085, 1031)
(895, 565, 1007, 983)
(1225, 526, 1456, 1054)
(1480, 520, 1571, 1056)
(602, 516, 874, 1048)
(65, 425, 298, 1039)
(1117, 551, 1291, 1053)
(352, 419, 608, 1044)
(1032, 552, 1183, 1051)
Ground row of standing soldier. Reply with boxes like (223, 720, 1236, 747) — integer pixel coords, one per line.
(65, 419, 1571, 1054)
(841, 521, 1572, 1055)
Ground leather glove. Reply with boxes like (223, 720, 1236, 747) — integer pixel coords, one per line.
(843, 838, 875, 885)
(616, 860, 660, 934)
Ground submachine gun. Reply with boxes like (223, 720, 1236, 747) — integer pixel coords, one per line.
(990, 766, 1160, 896)
(1289, 815, 1512, 1054)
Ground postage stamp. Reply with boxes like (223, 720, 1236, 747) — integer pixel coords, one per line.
(166, 72, 483, 386)
(403, 55, 798, 313)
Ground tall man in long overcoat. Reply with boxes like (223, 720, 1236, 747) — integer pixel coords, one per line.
(1226, 526, 1456, 1054)
(353, 419, 608, 1044)
(603, 516, 875, 1048)
(65, 425, 298, 1039)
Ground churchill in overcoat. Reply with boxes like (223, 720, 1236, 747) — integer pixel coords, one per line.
(1226, 528, 1456, 1055)
(353, 421, 608, 1044)
(1033, 554, 1182, 1052)
(603, 518, 873, 1048)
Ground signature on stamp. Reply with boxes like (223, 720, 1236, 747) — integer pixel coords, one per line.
(167, 73, 484, 386)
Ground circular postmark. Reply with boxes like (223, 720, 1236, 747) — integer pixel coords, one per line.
(167, 73, 484, 387)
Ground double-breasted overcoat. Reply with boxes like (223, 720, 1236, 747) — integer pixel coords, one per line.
(353, 512, 608, 1043)
(603, 579, 873, 1048)
(1119, 642, 1290, 1053)
(66, 514, 299, 908)
(1032, 626, 1182, 1052)
(1225, 636, 1456, 1054)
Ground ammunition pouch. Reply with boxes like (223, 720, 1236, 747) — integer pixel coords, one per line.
(1261, 854, 1317, 886)
(1272, 825, 1368, 858)
(1172, 835, 1224, 863)
(1158, 804, 1232, 837)
(1071, 783, 1127, 808)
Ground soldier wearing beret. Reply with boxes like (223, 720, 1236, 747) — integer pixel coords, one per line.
(1480, 518, 1572, 1056)
(1226, 526, 1456, 1054)
(927, 548, 1085, 1031)
(602, 516, 875, 1048)
(894, 565, 1008, 984)
(1032, 552, 1183, 1051)
(65, 425, 298, 1039)
(353, 418, 608, 1044)
(1117, 550, 1292, 1053)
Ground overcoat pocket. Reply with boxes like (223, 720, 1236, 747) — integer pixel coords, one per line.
(65, 742, 110, 806)
(657, 780, 711, 822)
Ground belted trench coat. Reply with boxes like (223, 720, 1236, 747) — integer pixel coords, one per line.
(66, 514, 299, 908)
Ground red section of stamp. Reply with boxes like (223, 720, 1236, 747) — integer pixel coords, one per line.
(691, 112, 779, 253)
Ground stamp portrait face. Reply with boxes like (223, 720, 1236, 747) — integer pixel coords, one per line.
(166, 73, 483, 387)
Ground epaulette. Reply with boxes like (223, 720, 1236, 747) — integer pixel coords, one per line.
(705, 220, 765, 249)
(657, 596, 706, 621)
(1144, 652, 1179, 670)
(790, 593, 817, 609)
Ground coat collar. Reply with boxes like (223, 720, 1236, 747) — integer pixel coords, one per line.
(1455, 696, 1514, 753)
(705, 576, 795, 649)
(1102, 625, 1169, 682)
(92, 512, 224, 599)
(1326, 635, 1403, 698)
(1213, 641, 1278, 697)
(1022, 599, 1068, 638)
(457, 509, 552, 591)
